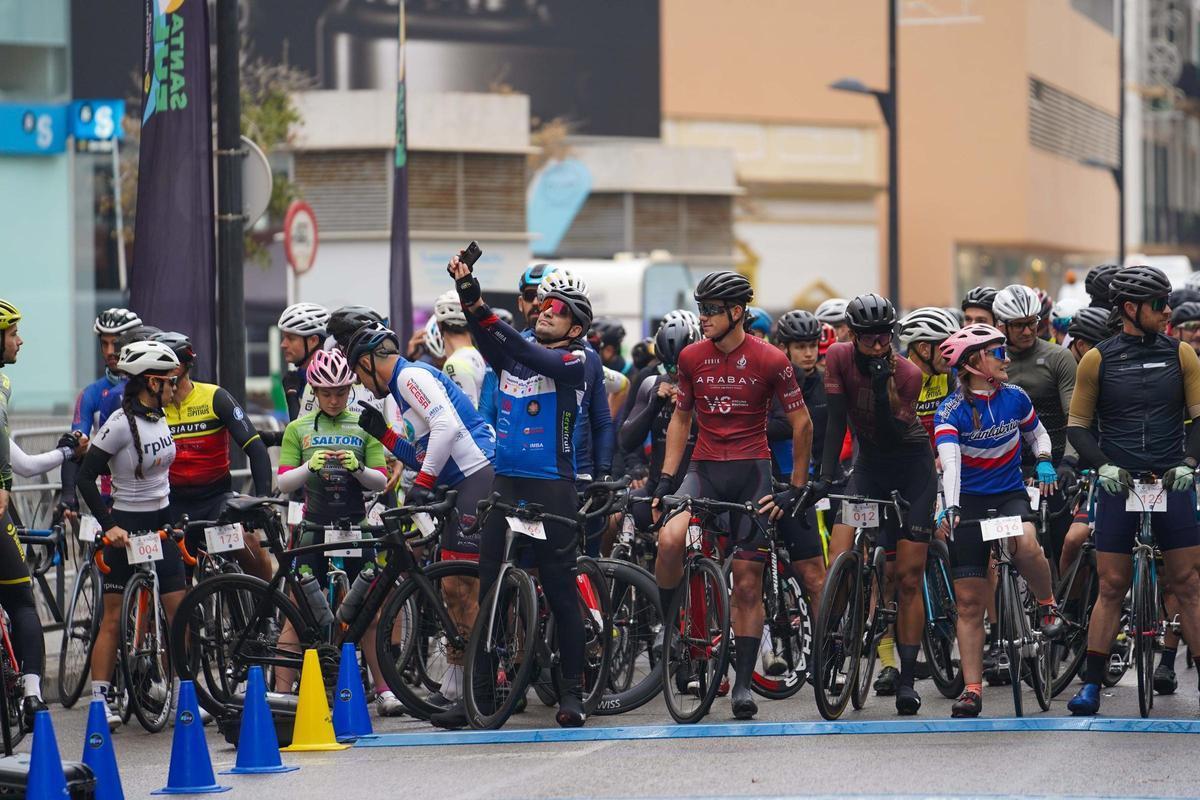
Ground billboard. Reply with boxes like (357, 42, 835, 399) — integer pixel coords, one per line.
(72, 0, 661, 138)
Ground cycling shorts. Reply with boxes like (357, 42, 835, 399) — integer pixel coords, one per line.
(778, 503, 824, 562)
(676, 459, 773, 562)
(170, 490, 234, 556)
(100, 508, 186, 595)
(441, 465, 494, 561)
(950, 490, 1031, 580)
(1094, 487, 1200, 554)
(0, 509, 29, 586)
(837, 453, 937, 543)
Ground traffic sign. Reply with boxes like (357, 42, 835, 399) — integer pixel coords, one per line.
(241, 136, 272, 230)
(284, 200, 318, 275)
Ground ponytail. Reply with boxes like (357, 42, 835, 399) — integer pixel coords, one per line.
(122, 375, 148, 479)
(953, 355, 984, 431)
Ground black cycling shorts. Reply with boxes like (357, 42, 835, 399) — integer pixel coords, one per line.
(0, 509, 29, 586)
(441, 466, 494, 560)
(1094, 486, 1200, 554)
(837, 452, 937, 543)
(950, 491, 1031, 580)
(778, 503, 824, 562)
(101, 508, 186, 595)
(170, 491, 234, 557)
(676, 459, 773, 562)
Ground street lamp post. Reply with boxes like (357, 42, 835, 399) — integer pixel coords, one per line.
(1079, 0, 1126, 264)
(1080, 157, 1125, 263)
(830, 0, 899, 306)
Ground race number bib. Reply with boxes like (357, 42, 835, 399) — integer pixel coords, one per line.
(507, 517, 546, 540)
(287, 502, 304, 526)
(325, 527, 363, 558)
(204, 523, 245, 554)
(412, 512, 437, 537)
(814, 498, 831, 512)
(846, 502, 879, 529)
(1126, 480, 1167, 513)
(1026, 485, 1041, 511)
(127, 533, 164, 564)
(79, 515, 101, 543)
(980, 516, 1024, 542)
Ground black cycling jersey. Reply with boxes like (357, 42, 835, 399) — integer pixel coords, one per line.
(619, 373, 695, 482)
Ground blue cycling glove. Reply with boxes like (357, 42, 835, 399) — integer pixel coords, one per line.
(1035, 460, 1057, 486)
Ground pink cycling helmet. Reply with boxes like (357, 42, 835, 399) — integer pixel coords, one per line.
(307, 348, 355, 388)
(938, 323, 1005, 370)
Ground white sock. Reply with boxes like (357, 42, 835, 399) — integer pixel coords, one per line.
(92, 681, 111, 702)
(22, 674, 40, 699)
(442, 665, 463, 701)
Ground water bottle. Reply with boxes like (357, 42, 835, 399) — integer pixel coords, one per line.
(620, 513, 635, 546)
(298, 567, 335, 627)
(336, 563, 377, 625)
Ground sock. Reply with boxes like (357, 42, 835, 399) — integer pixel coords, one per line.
(1160, 647, 1177, 671)
(733, 636, 760, 690)
(897, 643, 920, 688)
(658, 585, 677, 617)
(965, 682, 983, 697)
(877, 635, 897, 670)
(1084, 650, 1108, 686)
(92, 681, 111, 702)
(21, 674, 40, 700)
(442, 665, 463, 701)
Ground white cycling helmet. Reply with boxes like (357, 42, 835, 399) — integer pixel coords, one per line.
(433, 290, 467, 327)
(898, 307, 960, 347)
(424, 315, 445, 358)
(661, 309, 701, 341)
(815, 298, 849, 326)
(94, 308, 143, 336)
(1050, 297, 1081, 324)
(537, 268, 589, 303)
(992, 285, 1042, 323)
(116, 340, 180, 376)
(278, 302, 330, 337)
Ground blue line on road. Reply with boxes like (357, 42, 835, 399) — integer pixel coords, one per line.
(354, 716, 1200, 748)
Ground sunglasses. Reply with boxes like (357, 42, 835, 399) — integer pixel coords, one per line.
(521, 288, 539, 303)
(855, 332, 892, 348)
(984, 345, 1008, 361)
(539, 298, 569, 317)
(151, 375, 179, 387)
(1177, 321, 1200, 332)
(1005, 318, 1039, 332)
(696, 301, 727, 317)
(1148, 297, 1168, 312)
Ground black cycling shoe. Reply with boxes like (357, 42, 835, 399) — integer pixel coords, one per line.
(1038, 604, 1065, 640)
(424, 690, 454, 710)
(951, 690, 981, 718)
(21, 696, 47, 730)
(730, 685, 758, 720)
(1154, 663, 1178, 695)
(983, 646, 1011, 686)
(555, 682, 586, 728)
(914, 659, 932, 681)
(895, 684, 921, 716)
(429, 701, 469, 730)
(873, 666, 899, 696)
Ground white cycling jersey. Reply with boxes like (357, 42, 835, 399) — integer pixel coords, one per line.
(92, 408, 175, 512)
(442, 345, 487, 408)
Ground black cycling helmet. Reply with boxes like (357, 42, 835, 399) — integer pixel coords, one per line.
(1170, 288, 1200, 310)
(961, 286, 998, 313)
(519, 263, 555, 291)
(344, 323, 400, 363)
(693, 270, 753, 305)
(631, 338, 655, 370)
(774, 310, 822, 344)
(1172, 301, 1200, 326)
(1109, 265, 1172, 304)
(845, 292, 897, 332)
(589, 317, 626, 347)
(545, 286, 593, 332)
(94, 307, 142, 336)
(327, 305, 385, 348)
(150, 331, 195, 366)
(1067, 307, 1113, 344)
(655, 317, 698, 370)
(116, 324, 162, 351)
(1084, 263, 1121, 306)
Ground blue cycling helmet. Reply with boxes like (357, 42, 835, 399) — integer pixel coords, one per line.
(519, 263, 557, 292)
(745, 306, 772, 336)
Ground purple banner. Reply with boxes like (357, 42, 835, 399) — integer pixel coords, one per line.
(130, 0, 215, 378)
(388, 3, 413, 344)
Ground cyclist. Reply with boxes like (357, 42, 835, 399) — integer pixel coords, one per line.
(897, 307, 961, 447)
(819, 292, 937, 715)
(278, 302, 331, 420)
(1065, 265, 1200, 715)
(589, 317, 630, 374)
(961, 286, 998, 327)
(348, 324, 496, 713)
(1035, 289, 1054, 341)
(1084, 263, 1121, 310)
(1172, 301, 1200, 357)
(745, 307, 772, 341)
(1050, 298, 1081, 346)
(72, 308, 143, 437)
(443, 251, 595, 728)
(0, 299, 55, 725)
(517, 263, 558, 328)
(433, 290, 488, 408)
(274, 348, 402, 715)
(815, 298, 850, 342)
(653, 270, 811, 721)
(153, 332, 274, 581)
(935, 324, 1063, 717)
(326, 305, 385, 353)
(75, 340, 184, 729)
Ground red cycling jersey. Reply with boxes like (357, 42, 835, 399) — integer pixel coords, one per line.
(675, 335, 805, 462)
(823, 342, 927, 450)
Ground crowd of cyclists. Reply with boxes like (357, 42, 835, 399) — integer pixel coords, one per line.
(1, 252, 1200, 734)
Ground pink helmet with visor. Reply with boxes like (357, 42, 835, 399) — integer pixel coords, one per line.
(307, 348, 355, 388)
(938, 323, 1005, 370)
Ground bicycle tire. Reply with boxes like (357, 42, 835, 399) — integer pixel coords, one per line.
(998, 568, 1024, 717)
(662, 558, 731, 724)
(170, 573, 309, 717)
(120, 572, 173, 732)
(595, 558, 663, 716)
(554, 556, 612, 717)
(463, 568, 539, 730)
(922, 540, 963, 699)
(811, 550, 862, 721)
(851, 547, 886, 711)
(375, 560, 480, 719)
(1049, 553, 1097, 697)
(1024, 583, 1052, 712)
(750, 568, 811, 701)
(0, 636, 24, 749)
(1102, 605, 1132, 689)
(1132, 552, 1156, 718)
(58, 563, 100, 708)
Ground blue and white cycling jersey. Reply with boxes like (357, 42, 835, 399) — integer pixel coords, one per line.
(382, 358, 495, 486)
(72, 370, 126, 436)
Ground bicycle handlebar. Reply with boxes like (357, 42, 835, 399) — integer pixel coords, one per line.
(94, 527, 196, 575)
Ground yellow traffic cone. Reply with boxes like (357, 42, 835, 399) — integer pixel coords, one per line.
(282, 649, 351, 752)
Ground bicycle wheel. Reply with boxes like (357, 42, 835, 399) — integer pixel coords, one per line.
(851, 549, 886, 710)
(997, 568, 1024, 717)
(0, 637, 24, 749)
(595, 559, 663, 715)
(662, 558, 731, 724)
(922, 540, 963, 699)
(119, 572, 173, 732)
(1132, 552, 1156, 718)
(1023, 583, 1052, 712)
(811, 550, 862, 720)
(170, 573, 309, 716)
(556, 556, 612, 717)
(58, 563, 100, 708)
(751, 569, 811, 701)
(376, 560, 480, 719)
(463, 568, 539, 730)
(1049, 552, 1097, 697)
(1102, 600, 1132, 688)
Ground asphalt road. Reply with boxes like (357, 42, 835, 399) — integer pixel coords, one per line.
(24, 668, 1200, 799)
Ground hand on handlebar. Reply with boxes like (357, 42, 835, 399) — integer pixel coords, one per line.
(1035, 460, 1058, 497)
(105, 525, 130, 548)
(757, 484, 808, 522)
(651, 473, 675, 510)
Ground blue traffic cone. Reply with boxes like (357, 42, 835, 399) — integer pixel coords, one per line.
(27, 710, 69, 800)
(332, 643, 372, 741)
(82, 699, 124, 800)
(151, 681, 230, 795)
(221, 666, 298, 775)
